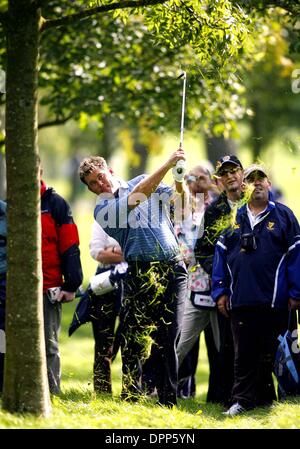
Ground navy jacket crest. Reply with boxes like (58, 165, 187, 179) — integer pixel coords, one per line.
(212, 197, 300, 309)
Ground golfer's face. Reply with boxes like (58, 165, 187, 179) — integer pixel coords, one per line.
(85, 168, 114, 195)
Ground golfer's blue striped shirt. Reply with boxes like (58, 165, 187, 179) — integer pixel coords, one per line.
(94, 175, 180, 262)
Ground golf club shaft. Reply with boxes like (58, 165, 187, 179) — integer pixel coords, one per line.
(179, 71, 186, 148)
(172, 71, 187, 183)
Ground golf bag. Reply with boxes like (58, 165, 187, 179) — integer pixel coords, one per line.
(274, 311, 300, 398)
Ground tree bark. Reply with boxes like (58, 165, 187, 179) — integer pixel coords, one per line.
(129, 125, 148, 179)
(250, 100, 263, 162)
(205, 135, 237, 167)
(2, 2, 51, 416)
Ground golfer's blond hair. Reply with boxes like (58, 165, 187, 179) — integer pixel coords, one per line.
(79, 156, 108, 185)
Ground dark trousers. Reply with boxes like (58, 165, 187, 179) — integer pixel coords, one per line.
(214, 311, 235, 406)
(231, 307, 291, 410)
(177, 337, 199, 398)
(90, 288, 121, 393)
(120, 260, 187, 406)
(204, 321, 232, 404)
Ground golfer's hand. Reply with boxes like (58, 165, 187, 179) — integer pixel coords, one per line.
(166, 148, 186, 170)
(217, 295, 230, 317)
(58, 291, 75, 303)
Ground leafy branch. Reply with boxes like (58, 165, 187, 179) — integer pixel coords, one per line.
(41, 0, 169, 31)
(0, 114, 74, 147)
(38, 114, 73, 129)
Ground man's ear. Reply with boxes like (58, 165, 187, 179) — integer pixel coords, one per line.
(108, 167, 114, 175)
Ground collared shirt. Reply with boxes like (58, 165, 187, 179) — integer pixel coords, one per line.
(175, 193, 212, 265)
(89, 220, 120, 268)
(246, 204, 268, 229)
(227, 198, 238, 210)
(89, 221, 119, 261)
(212, 196, 300, 309)
(94, 175, 180, 262)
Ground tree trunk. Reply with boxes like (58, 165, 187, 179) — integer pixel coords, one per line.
(2, 2, 51, 416)
(129, 125, 148, 178)
(205, 136, 237, 167)
(250, 100, 263, 162)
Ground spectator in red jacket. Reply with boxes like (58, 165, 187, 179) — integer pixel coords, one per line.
(41, 176, 83, 395)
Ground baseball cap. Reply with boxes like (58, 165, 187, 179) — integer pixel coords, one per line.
(215, 155, 243, 175)
(244, 164, 269, 180)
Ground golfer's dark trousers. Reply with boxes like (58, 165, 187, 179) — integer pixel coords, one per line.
(120, 259, 187, 406)
(90, 266, 122, 394)
(230, 306, 291, 410)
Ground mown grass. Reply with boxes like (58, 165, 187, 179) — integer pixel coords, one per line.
(0, 301, 300, 429)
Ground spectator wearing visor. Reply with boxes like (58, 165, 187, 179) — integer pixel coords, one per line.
(176, 165, 222, 400)
(193, 155, 244, 405)
(212, 164, 300, 416)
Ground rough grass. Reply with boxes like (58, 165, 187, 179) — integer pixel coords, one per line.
(0, 301, 300, 429)
(1, 142, 299, 428)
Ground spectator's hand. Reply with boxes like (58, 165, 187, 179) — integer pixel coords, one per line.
(58, 290, 75, 303)
(217, 295, 230, 317)
(288, 298, 300, 310)
(109, 245, 123, 256)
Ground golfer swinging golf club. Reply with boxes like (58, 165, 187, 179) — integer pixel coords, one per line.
(78, 73, 190, 407)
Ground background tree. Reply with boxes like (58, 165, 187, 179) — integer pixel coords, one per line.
(0, 0, 252, 416)
(241, 8, 300, 160)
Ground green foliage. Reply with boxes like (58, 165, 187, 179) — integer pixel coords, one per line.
(238, 8, 300, 157)
(1, 0, 299, 147)
(26, 0, 256, 139)
(0, 0, 7, 13)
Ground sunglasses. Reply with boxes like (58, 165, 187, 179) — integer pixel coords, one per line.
(217, 166, 241, 177)
(185, 174, 208, 183)
(245, 171, 267, 183)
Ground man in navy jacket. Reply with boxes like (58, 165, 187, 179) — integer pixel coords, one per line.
(212, 164, 300, 416)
